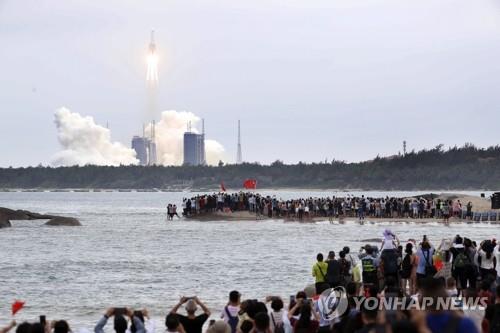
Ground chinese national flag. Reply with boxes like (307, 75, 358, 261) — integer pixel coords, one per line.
(220, 182, 226, 192)
(12, 300, 25, 316)
(243, 179, 257, 189)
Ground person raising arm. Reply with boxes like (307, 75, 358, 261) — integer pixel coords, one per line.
(0, 321, 16, 333)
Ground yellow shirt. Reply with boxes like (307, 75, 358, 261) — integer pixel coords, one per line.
(312, 261, 328, 283)
(352, 264, 361, 283)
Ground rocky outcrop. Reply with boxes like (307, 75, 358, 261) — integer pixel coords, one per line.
(0, 207, 30, 220)
(0, 207, 80, 228)
(0, 217, 11, 229)
(0, 207, 58, 220)
(359, 238, 383, 243)
(45, 216, 81, 226)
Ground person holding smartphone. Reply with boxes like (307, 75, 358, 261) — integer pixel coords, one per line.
(94, 307, 145, 333)
(170, 296, 211, 333)
(0, 321, 16, 333)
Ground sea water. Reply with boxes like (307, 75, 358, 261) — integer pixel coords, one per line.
(0, 191, 497, 329)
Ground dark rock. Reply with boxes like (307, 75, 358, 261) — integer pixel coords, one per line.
(25, 211, 58, 219)
(0, 207, 80, 228)
(359, 238, 383, 243)
(0, 207, 30, 220)
(0, 217, 11, 228)
(0, 207, 58, 220)
(45, 216, 81, 226)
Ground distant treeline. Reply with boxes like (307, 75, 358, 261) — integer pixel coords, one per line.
(1, 144, 500, 190)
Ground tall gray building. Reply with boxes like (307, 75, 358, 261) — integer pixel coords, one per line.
(132, 121, 157, 166)
(148, 141, 157, 165)
(183, 122, 206, 166)
(132, 136, 149, 166)
(147, 120, 157, 165)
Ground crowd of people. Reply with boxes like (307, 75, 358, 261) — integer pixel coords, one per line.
(3, 231, 499, 333)
(181, 193, 476, 221)
(308, 230, 500, 333)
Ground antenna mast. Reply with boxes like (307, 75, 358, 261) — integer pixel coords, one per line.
(152, 120, 155, 142)
(237, 120, 242, 164)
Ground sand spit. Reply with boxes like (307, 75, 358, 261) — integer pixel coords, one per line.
(185, 193, 498, 224)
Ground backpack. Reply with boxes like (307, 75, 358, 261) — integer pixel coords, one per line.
(453, 252, 470, 270)
(423, 250, 437, 277)
(327, 260, 341, 285)
(271, 312, 285, 333)
(401, 254, 412, 278)
(225, 306, 239, 333)
(340, 259, 351, 276)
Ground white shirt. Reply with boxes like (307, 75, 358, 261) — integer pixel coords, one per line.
(476, 249, 495, 270)
(220, 305, 239, 322)
(269, 310, 292, 333)
(381, 236, 396, 250)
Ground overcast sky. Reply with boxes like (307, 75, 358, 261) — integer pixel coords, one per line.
(1, 0, 500, 167)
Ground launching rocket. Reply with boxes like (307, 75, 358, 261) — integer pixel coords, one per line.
(146, 29, 159, 84)
(149, 30, 156, 53)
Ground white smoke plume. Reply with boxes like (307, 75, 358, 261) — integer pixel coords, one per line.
(51, 107, 139, 166)
(147, 110, 227, 166)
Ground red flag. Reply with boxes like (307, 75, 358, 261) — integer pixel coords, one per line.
(434, 258, 443, 271)
(12, 300, 25, 316)
(243, 179, 257, 189)
(220, 181, 226, 192)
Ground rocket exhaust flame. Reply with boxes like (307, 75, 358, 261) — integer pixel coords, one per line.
(147, 53, 158, 82)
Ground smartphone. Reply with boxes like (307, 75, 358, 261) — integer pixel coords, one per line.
(40, 316, 46, 327)
(289, 295, 296, 304)
(114, 308, 127, 316)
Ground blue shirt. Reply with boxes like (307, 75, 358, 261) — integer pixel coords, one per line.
(426, 312, 478, 333)
(416, 247, 434, 275)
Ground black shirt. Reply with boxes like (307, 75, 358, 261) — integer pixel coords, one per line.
(485, 303, 500, 321)
(327, 259, 341, 284)
(177, 314, 209, 333)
